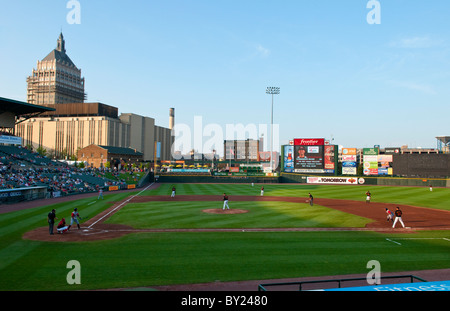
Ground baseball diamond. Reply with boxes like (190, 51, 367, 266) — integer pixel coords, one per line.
(0, 181, 449, 292)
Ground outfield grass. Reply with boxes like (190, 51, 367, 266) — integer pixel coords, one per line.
(106, 201, 371, 229)
(148, 183, 450, 211)
(0, 183, 449, 291)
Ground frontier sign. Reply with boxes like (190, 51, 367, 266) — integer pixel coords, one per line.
(294, 138, 325, 146)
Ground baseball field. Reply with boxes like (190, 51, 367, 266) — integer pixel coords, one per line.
(1, 182, 449, 291)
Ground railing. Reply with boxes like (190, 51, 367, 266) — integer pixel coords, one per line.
(258, 275, 428, 291)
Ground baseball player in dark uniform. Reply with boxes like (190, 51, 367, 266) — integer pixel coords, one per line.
(392, 207, 405, 228)
(223, 193, 230, 210)
(47, 209, 57, 235)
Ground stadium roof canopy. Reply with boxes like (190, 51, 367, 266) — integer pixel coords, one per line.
(0, 97, 55, 129)
(0, 96, 55, 116)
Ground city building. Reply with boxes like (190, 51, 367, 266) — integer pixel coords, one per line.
(224, 139, 260, 161)
(26, 33, 86, 106)
(15, 104, 173, 162)
(15, 33, 174, 163)
(77, 144, 143, 169)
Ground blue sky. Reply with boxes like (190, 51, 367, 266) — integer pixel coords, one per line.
(0, 0, 449, 152)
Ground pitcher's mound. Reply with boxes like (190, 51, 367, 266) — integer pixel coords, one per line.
(203, 209, 249, 214)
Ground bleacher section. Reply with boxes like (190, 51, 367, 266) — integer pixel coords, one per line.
(0, 145, 140, 203)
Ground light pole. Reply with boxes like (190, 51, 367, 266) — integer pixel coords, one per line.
(266, 86, 280, 172)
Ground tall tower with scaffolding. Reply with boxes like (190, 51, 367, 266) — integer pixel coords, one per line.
(26, 33, 86, 106)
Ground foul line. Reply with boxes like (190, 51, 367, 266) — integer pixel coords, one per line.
(87, 183, 154, 229)
(386, 238, 402, 245)
(386, 237, 450, 246)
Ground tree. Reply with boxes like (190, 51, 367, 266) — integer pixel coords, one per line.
(36, 146, 47, 157)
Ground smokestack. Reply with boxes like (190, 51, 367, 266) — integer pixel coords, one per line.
(169, 108, 174, 130)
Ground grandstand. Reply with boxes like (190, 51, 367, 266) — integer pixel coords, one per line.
(0, 97, 146, 204)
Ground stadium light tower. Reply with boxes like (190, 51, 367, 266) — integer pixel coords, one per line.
(266, 87, 280, 172)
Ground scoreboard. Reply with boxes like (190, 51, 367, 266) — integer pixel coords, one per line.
(282, 138, 337, 174)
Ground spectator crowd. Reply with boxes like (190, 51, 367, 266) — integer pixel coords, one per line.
(0, 145, 137, 199)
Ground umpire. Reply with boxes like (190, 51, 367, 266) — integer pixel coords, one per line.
(47, 209, 57, 235)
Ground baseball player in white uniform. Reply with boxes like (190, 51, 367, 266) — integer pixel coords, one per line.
(68, 208, 82, 230)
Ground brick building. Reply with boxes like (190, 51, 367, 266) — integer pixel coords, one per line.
(78, 144, 143, 168)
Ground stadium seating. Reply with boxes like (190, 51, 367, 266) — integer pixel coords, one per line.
(0, 145, 132, 200)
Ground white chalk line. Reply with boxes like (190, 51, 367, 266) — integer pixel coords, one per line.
(386, 238, 402, 245)
(87, 183, 154, 229)
(386, 237, 450, 246)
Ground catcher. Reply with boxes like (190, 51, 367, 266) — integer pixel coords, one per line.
(57, 218, 69, 234)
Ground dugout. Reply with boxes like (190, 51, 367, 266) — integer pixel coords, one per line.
(0, 186, 48, 204)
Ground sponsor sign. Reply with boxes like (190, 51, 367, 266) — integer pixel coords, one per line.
(363, 155, 378, 162)
(0, 135, 22, 145)
(342, 167, 357, 175)
(307, 177, 359, 184)
(363, 152, 378, 175)
(364, 168, 378, 175)
(283, 145, 294, 173)
(378, 155, 393, 162)
(342, 148, 357, 155)
(170, 169, 210, 173)
(378, 168, 389, 175)
(385, 147, 400, 154)
(342, 147, 357, 175)
(363, 148, 379, 155)
(324, 145, 335, 172)
(342, 161, 357, 167)
(342, 155, 357, 162)
(323, 280, 450, 292)
(294, 138, 325, 146)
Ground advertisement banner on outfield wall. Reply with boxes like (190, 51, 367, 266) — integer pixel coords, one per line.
(324, 145, 336, 173)
(363, 148, 379, 155)
(342, 148, 357, 155)
(294, 138, 325, 146)
(342, 147, 358, 175)
(363, 151, 379, 175)
(342, 155, 357, 162)
(342, 167, 357, 175)
(283, 145, 294, 172)
(307, 177, 359, 184)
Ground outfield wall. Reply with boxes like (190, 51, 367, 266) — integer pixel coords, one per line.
(155, 172, 449, 187)
(156, 175, 279, 184)
(280, 173, 449, 188)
